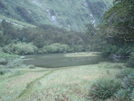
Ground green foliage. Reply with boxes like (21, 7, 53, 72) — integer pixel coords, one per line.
(101, 45, 117, 56)
(0, 51, 18, 58)
(43, 43, 70, 53)
(115, 69, 133, 79)
(0, 20, 88, 54)
(87, 1, 106, 19)
(3, 43, 38, 55)
(0, 69, 20, 75)
(88, 68, 134, 101)
(114, 89, 131, 101)
(122, 72, 134, 89)
(28, 65, 36, 69)
(114, 69, 134, 101)
(89, 0, 134, 57)
(126, 51, 134, 68)
(88, 78, 121, 100)
(131, 90, 134, 100)
(0, 69, 9, 75)
(0, 51, 23, 68)
(85, 23, 106, 51)
(12, 43, 38, 55)
(0, 1, 6, 9)
(16, 6, 35, 23)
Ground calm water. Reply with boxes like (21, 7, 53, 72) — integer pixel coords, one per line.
(23, 53, 113, 68)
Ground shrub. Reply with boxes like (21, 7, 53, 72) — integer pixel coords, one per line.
(101, 45, 117, 57)
(88, 78, 121, 100)
(114, 89, 131, 101)
(126, 52, 134, 68)
(73, 45, 84, 52)
(114, 70, 134, 101)
(28, 65, 36, 69)
(115, 69, 133, 79)
(3, 43, 38, 55)
(0, 69, 10, 75)
(6, 58, 23, 68)
(122, 72, 134, 89)
(131, 90, 134, 101)
(43, 43, 70, 53)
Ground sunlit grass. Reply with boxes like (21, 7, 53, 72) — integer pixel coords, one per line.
(0, 68, 50, 101)
(64, 52, 100, 57)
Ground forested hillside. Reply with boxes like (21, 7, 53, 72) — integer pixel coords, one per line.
(0, 20, 89, 55)
(86, 0, 134, 67)
(0, 0, 113, 31)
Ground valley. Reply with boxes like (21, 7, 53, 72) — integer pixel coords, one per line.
(0, 52, 122, 101)
(0, 0, 113, 31)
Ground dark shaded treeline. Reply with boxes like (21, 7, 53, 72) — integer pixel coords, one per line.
(0, 20, 89, 54)
(87, 0, 134, 58)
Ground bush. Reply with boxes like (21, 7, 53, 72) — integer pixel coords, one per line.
(114, 70, 134, 101)
(126, 52, 134, 68)
(114, 89, 131, 101)
(122, 72, 134, 89)
(0, 69, 10, 75)
(28, 65, 36, 69)
(131, 90, 134, 101)
(73, 45, 84, 52)
(3, 43, 38, 55)
(88, 78, 121, 100)
(101, 45, 118, 57)
(43, 43, 70, 53)
(115, 69, 133, 79)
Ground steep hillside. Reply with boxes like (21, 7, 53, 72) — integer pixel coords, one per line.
(0, 0, 113, 31)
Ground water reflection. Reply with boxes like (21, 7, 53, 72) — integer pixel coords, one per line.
(23, 53, 114, 68)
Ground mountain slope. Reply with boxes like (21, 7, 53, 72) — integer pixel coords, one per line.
(0, 0, 113, 31)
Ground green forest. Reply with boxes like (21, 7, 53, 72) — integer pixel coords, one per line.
(0, 20, 89, 54)
(0, 0, 134, 101)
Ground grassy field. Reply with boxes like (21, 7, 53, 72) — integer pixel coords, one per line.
(0, 60, 124, 101)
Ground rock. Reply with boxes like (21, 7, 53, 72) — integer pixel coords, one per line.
(0, 58, 8, 65)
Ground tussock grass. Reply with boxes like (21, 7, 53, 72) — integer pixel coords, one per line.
(0, 62, 122, 101)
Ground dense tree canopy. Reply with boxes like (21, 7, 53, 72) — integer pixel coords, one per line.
(86, 0, 134, 56)
(103, 0, 134, 42)
(0, 20, 89, 54)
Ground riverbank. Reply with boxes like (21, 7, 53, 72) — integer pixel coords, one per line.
(0, 62, 125, 101)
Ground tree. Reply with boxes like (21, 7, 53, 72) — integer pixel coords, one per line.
(103, 0, 134, 42)
(100, 0, 134, 56)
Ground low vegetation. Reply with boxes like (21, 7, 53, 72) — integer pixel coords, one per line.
(0, 62, 121, 101)
(88, 78, 121, 100)
(3, 42, 38, 55)
(88, 68, 134, 101)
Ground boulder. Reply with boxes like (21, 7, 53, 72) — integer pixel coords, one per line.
(0, 58, 8, 65)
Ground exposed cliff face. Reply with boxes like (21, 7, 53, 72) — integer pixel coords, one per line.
(0, 0, 113, 31)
